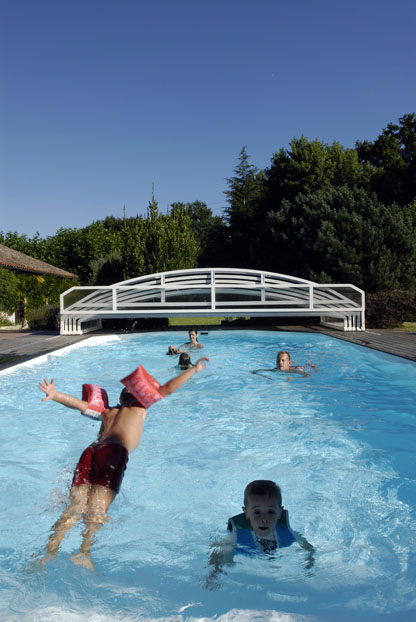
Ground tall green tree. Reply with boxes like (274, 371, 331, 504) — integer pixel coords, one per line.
(224, 145, 265, 266)
(356, 113, 416, 206)
(405, 197, 416, 226)
(118, 200, 199, 281)
(40, 221, 121, 283)
(253, 185, 416, 292)
(119, 217, 147, 280)
(264, 136, 370, 208)
(1, 223, 121, 285)
(171, 200, 230, 267)
(0, 231, 47, 258)
(164, 202, 200, 270)
(232, 137, 372, 272)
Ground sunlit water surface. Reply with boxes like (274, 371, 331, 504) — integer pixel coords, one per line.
(0, 330, 415, 622)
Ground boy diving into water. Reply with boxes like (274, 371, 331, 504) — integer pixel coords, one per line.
(38, 357, 209, 570)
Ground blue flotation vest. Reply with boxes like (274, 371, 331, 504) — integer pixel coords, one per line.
(227, 509, 296, 555)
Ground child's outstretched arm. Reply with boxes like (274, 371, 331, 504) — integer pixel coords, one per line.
(205, 535, 234, 590)
(293, 531, 316, 571)
(39, 378, 89, 413)
(158, 357, 209, 397)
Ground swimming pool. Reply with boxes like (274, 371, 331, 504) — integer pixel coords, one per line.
(0, 330, 415, 622)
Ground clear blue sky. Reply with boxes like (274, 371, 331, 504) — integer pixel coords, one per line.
(1, 0, 415, 238)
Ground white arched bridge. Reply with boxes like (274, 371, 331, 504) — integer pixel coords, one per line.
(60, 268, 365, 335)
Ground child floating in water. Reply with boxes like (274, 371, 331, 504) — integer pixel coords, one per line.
(176, 352, 193, 369)
(252, 350, 315, 381)
(166, 345, 183, 355)
(38, 357, 209, 570)
(206, 480, 315, 587)
(229, 479, 296, 551)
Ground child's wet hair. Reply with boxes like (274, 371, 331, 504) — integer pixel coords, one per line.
(244, 480, 282, 507)
(119, 387, 145, 408)
(178, 352, 192, 368)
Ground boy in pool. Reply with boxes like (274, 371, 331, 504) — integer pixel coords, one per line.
(206, 480, 315, 587)
(230, 480, 295, 549)
(38, 356, 210, 570)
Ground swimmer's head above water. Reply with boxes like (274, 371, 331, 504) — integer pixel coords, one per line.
(178, 352, 192, 369)
(188, 329, 199, 342)
(243, 480, 283, 539)
(276, 350, 291, 371)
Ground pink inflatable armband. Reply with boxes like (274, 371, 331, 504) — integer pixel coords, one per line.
(121, 365, 163, 409)
(82, 384, 109, 419)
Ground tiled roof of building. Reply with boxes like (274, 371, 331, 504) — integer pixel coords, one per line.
(0, 243, 77, 279)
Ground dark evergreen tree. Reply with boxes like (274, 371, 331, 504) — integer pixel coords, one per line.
(356, 113, 416, 206)
(253, 185, 416, 292)
(224, 146, 265, 266)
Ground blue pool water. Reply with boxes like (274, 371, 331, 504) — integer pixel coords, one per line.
(0, 330, 415, 622)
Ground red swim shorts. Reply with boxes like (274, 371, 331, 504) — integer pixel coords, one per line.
(72, 442, 129, 494)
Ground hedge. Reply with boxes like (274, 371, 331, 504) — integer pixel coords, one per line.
(365, 291, 416, 328)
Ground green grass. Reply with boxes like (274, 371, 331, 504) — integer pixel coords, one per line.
(168, 317, 233, 326)
(394, 322, 416, 332)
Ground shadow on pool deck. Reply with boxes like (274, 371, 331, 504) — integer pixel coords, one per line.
(0, 329, 91, 371)
(0, 324, 415, 371)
